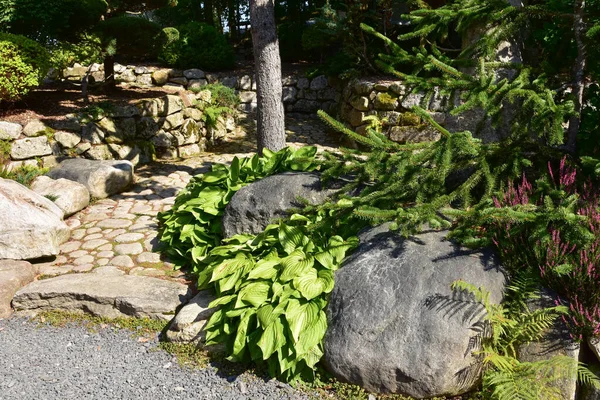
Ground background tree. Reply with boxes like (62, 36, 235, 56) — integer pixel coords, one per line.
(250, 0, 286, 154)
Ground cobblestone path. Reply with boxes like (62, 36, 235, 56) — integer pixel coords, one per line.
(36, 114, 342, 282)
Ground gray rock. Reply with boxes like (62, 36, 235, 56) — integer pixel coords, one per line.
(310, 75, 328, 90)
(166, 111, 185, 129)
(0, 260, 37, 318)
(282, 87, 298, 103)
(166, 291, 217, 343)
(297, 78, 309, 89)
(222, 173, 335, 237)
(183, 107, 203, 121)
(81, 122, 105, 144)
(54, 130, 81, 148)
(10, 136, 53, 160)
(136, 74, 153, 86)
(0, 121, 22, 140)
(156, 95, 184, 116)
(151, 70, 169, 86)
(118, 69, 137, 83)
(183, 69, 205, 79)
(134, 66, 148, 75)
(187, 79, 208, 90)
(350, 96, 369, 111)
(110, 104, 140, 118)
(105, 118, 136, 144)
(239, 75, 252, 90)
(178, 143, 203, 159)
(12, 267, 194, 320)
(46, 158, 134, 199)
(0, 178, 69, 260)
(221, 76, 238, 88)
(240, 91, 257, 104)
(113, 63, 126, 73)
(85, 144, 113, 160)
(324, 226, 506, 398)
(151, 131, 174, 148)
(31, 175, 90, 217)
(169, 77, 188, 86)
(282, 75, 298, 86)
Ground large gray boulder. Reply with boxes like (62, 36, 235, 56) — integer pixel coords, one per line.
(13, 266, 194, 320)
(0, 178, 70, 260)
(30, 176, 90, 217)
(222, 172, 335, 237)
(324, 226, 507, 398)
(46, 158, 134, 199)
(0, 260, 37, 318)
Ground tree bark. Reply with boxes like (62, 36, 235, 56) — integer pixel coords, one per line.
(103, 54, 115, 90)
(250, 0, 286, 154)
(566, 0, 586, 153)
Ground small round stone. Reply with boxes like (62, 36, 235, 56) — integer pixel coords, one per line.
(114, 243, 143, 255)
(73, 255, 95, 265)
(114, 233, 145, 243)
(110, 255, 134, 268)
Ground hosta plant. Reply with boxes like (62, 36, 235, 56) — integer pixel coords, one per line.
(158, 146, 321, 274)
(199, 215, 358, 381)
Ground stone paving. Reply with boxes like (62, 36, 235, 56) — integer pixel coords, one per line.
(33, 114, 342, 284)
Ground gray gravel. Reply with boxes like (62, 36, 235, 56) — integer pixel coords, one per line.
(0, 317, 311, 400)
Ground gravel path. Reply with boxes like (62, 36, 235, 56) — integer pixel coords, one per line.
(0, 317, 311, 400)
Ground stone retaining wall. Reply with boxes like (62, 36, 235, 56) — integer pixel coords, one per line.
(0, 91, 236, 170)
(61, 64, 342, 115)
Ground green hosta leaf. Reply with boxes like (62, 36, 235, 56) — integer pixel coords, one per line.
(211, 254, 250, 282)
(208, 294, 237, 308)
(219, 268, 244, 292)
(327, 236, 359, 264)
(232, 311, 253, 359)
(226, 307, 250, 317)
(279, 224, 305, 255)
(314, 251, 335, 270)
(257, 304, 280, 328)
(205, 308, 225, 330)
(280, 250, 314, 282)
(235, 281, 271, 308)
(202, 170, 227, 183)
(285, 299, 320, 343)
(229, 156, 240, 182)
(296, 309, 327, 356)
(247, 259, 280, 280)
(293, 268, 335, 300)
(258, 317, 286, 360)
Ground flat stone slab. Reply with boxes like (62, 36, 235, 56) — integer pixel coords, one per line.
(13, 266, 194, 320)
(0, 260, 37, 318)
(166, 290, 217, 343)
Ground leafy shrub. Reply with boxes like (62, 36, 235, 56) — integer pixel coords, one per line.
(0, 32, 50, 102)
(96, 16, 162, 60)
(452, 157, 600, 341)
(159, 22, 235, 71)
(0, 0, 107, 42)
(156, 27, 179, 50)
(49, 33, 103, 72)
(193, 83, 239, 130)
(204, 83, 239, 108)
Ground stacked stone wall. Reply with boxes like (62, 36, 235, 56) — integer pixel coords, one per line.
(0, 91, 236, 170)
(60, 64, 342, 115)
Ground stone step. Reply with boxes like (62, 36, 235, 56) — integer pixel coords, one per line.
(12, 266, 194, 320)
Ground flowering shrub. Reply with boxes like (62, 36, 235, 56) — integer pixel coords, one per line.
(458, 157, 600, 340)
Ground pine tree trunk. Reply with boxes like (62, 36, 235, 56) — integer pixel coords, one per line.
(250, 0, 286, 155)
(104, 54, 115, 90)
(566, 0, 586, 153)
